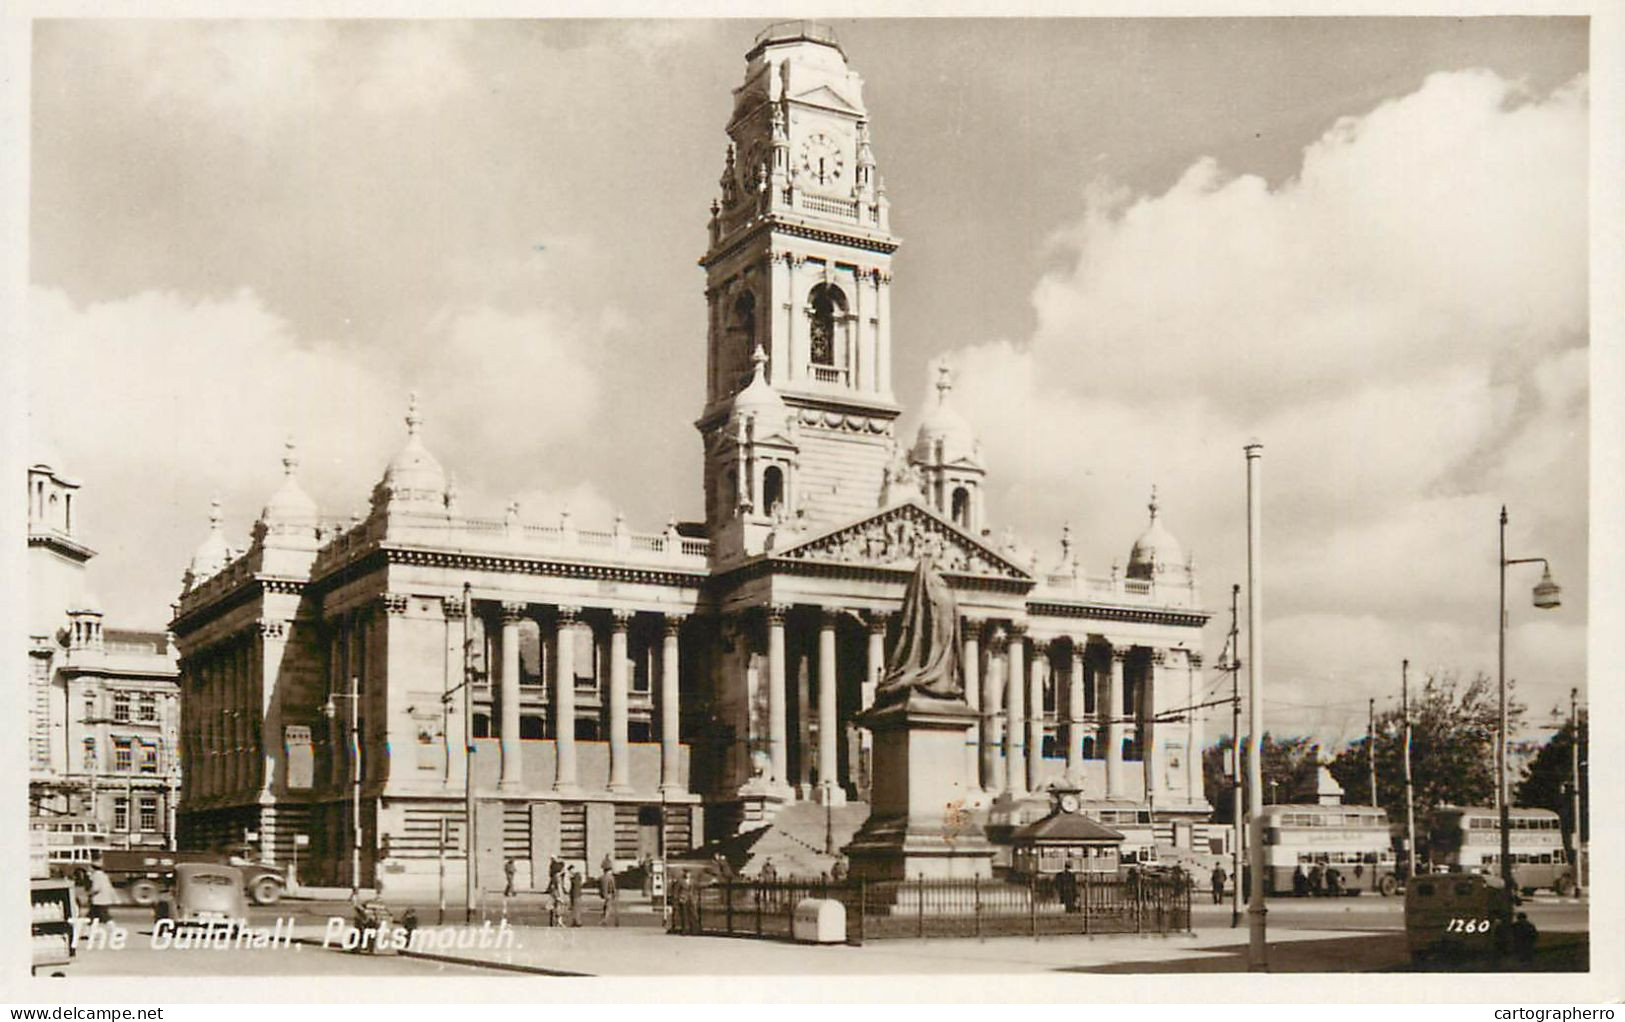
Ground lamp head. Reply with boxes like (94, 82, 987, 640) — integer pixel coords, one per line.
(323, 697, 337, 719)
(1532, 567, 1561, 609)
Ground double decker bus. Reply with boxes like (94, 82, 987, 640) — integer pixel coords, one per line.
(1427, 806, 1575, 895)
(1256, 804, 1399, 895)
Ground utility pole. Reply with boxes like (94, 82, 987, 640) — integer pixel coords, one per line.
(1243, 441, 1267, 971)
(1569, 687, 1583, 897)
(1228, 583, 1243, 930)
(1402, 659, 1416, 881)
(1368, 698, 1378, 809)
(463, 582, 478, 922)
(349, 673, 361, 898)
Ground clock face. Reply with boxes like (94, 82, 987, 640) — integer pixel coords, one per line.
(1059, 794, 1081, 815)
(798, 132, 846, 187)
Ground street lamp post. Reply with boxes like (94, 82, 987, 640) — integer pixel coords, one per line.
(323, 674, 362, 899)
(1497, 506, 1561, 921)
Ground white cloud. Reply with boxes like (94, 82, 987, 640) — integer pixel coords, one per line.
(947, 69, 1588, 749)
(27, 284, 611, 627)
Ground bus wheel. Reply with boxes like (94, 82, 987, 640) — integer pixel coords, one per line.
(1554, 875, 1575, 897)
(128, 880, 159, 906)
(1378, 874, 1398, 896)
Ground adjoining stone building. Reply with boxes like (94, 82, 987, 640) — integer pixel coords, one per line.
(27, 459, 181, 866)
(169, 22, 1212, 894)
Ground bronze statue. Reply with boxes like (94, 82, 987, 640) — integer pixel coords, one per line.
(874, 555, 964, 705)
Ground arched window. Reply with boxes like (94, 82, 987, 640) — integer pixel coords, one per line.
(807, 284, 846, 367)
(1123, 736, 1140, 762)
(762, 465, 785, 517)
(951, 487, 971, 528)
(520, 715, 545, 740)
(1082, 735, 1097, 760)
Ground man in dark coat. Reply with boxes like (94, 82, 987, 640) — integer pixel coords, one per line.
(1211, 864, 1227, 905)
(1056, 863, 1080, 913)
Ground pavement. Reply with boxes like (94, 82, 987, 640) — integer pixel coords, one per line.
(51, 890, 1588, 977)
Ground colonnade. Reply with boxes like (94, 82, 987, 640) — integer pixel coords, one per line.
(481, 601, 686, 797)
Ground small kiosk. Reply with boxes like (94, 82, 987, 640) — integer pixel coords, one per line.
(1010, 787, 1127, 878)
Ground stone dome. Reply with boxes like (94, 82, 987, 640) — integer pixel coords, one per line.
(731, 345, 788, 424)
(1126, 487, 1187, 582)
(187, 498, 233, 583)
(911, 363, 980, 465)
(373, 393, 447, 509)
(260, 438, 319, 530)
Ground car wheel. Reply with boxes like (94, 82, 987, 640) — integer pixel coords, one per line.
(128, 880, 159, 906)
(251, 878, 283, 906)
(1378, 874, 1398, 897)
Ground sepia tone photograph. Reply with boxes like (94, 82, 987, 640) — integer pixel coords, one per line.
(7, 6, 1615, 1005)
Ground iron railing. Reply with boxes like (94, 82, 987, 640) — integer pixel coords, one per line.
(687, 872, 1191, 944)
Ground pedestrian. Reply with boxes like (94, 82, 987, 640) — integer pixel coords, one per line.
(599, 864, 618, 927)
(567, 865, 583, 927)
(1292, 864, 1309, 896)
(1210, 864, 1227, 905)
(1325, 867, 1342, 896)
(666, 873, 686, 933)
(831, 857, 848, 883)
(1511, 911, 1539, 964)
(86, 865, 114, 924)
(1308, 863, 1325, 897)
(1056, 862, 1080, 914)
(503, 857, 517, 898)
(760, 857, 778, 883)
(547, 866, 564, 927)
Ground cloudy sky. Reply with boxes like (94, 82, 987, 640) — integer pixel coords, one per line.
(25, 17, 1589, 748)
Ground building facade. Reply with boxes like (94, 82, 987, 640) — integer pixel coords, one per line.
(169, 22, 1211, 894)
(27, 460, 182, 867)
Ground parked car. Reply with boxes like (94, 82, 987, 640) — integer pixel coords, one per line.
(155, 864, 248, 928)
(103, 849, 285, 906)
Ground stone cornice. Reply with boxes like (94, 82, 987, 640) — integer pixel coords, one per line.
(715, 554, 1034, 595)
(701, 215, 899, 270)
(372, 546, 710, 590)
(171, 575, 308, 639)
(1025, 600, 1210, 629)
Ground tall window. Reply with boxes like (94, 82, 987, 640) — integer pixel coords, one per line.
(140, 743, 158, 775)
(138, 693, 157, 722)
(139, 797, 158, 833)
(762, 466, 785, 518)
(113, 797, 129, 832)
(114, 740, 132, 772)
(808, 284, 844, 367)
(83, 738, 97, 771)
(951, 487, 971, 529)
(730, 292, 757, 381)
(113, 692, 131, 722)
(83, 695, 96, 722)
(1081, 735, 1097, 760)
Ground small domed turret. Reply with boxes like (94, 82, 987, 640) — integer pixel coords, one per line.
(1126, 486, 1188, 583)
(730, 345, 788, 425)
(260, 437, 319, 535)
(185, 498, 233, 587)
(372, 393, 447, 511)
(912, 363, 980, 466)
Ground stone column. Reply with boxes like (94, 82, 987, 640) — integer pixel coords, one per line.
(963, 619, 982, 794)
(608, 610, 633, 793)
(1186, 652, 1204, 803)
(1106, 646, 1127, 798)
(1027, 640, 1047, 793)
(864, 612, 887, 715)
(553, 607, 580, 794)
(1005, 625, 1027, 797)
(767, 605, 789, 786)
(442, 596, 466, 792)
(816, 608, 844, 805)
(659, 615, 684, 794)
(1145, 650, 1163, 803)
(1067, 643, 1085, 779)
(983, 627, 1005, 793)
(499, 603, 525, 791)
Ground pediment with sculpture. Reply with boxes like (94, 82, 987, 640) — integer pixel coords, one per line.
(772, 500, 1031, 580)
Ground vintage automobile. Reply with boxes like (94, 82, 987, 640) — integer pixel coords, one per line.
(103, 849, 286, 907)
(154, 863, 248, 928)
(1404, 871, 1514, 966)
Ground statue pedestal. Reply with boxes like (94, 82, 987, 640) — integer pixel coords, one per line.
(844, 694, 994, 881)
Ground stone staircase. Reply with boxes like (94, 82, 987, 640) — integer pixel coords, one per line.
(682, 801, 872, 880)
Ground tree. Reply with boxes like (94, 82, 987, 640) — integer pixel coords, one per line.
(1202, 732, 1322, 824)
(1516, 711, 1587, 845)
(1328, 671, 1522, 832)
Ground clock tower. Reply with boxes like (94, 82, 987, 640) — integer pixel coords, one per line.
(699, 22, 902, 559)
